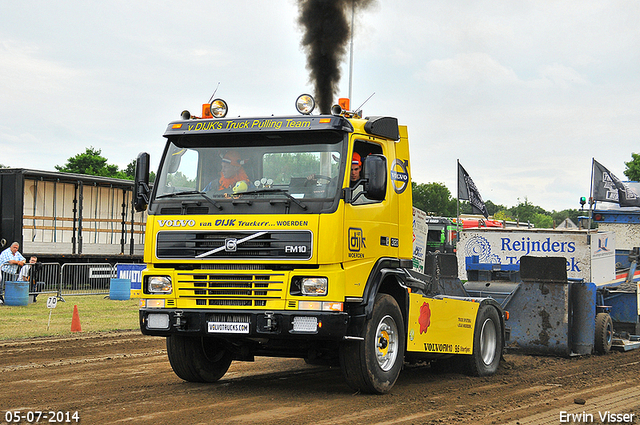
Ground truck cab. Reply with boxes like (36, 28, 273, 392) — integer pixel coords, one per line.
(135, 96, 504, 393)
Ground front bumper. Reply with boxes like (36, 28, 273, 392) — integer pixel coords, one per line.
(140, 308, 351, 340)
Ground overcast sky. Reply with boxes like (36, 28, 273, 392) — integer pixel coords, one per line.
(1, 1, 639, 212)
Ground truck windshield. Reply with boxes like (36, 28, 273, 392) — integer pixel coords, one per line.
(154, 132, 345, 205)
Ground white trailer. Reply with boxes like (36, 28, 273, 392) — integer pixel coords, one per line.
(0, 168, 146, 262)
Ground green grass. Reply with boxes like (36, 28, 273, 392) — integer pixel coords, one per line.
(0, 295, 140, 340)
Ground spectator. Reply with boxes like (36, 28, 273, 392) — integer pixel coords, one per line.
(0, 242, 26, 303)
(18, 256, 37, 281)
(1, 242, 26, 276)
(18, 256, 42, 301)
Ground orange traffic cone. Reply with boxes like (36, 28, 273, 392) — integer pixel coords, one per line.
(71, 305, 82, 332)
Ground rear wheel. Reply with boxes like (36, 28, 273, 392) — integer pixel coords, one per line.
(462, 304, 502, 376)
(166, 335, 232, 382)
(594, 313, 613, 354)
(340, 294, 405, 394)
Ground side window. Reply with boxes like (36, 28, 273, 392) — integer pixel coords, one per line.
(351, 141, 384, 205)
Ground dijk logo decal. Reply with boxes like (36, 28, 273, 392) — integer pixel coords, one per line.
(348, 228, 366, 252)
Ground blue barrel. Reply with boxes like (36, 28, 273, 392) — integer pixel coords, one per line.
(109, 278, 131, 300)
(5, 281, 29, 306)
(571, 281, 596, 355)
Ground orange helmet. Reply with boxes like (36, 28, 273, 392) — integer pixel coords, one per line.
(222, 150, 245, 166)
(352, 152, 361, 166)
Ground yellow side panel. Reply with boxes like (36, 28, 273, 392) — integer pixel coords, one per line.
(395, 125, 413, 261)
(317, 203, 344, 264)
(143, 218, 156, 263)
(343, 257, 376, 297)
(406, 293, 479, 354)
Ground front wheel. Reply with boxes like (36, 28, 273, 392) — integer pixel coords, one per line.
(462, 304, 502, 376)
(340, 294, 405, 394)
(166, 335, 233, 383)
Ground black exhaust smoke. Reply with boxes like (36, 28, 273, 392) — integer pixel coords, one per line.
(297, 0, 375, 114)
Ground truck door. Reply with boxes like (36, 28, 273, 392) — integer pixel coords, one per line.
(343, 140, 395, 280)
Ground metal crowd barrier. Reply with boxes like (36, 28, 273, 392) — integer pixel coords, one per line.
(33, 263, 61, 297)
(2, 262, 143, 301)
(59, 263, 116, 297)
(1, 264, 59, 300)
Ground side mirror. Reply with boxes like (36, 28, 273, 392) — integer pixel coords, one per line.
(134, 152, 150, 212)
(363, 154, 387, 201)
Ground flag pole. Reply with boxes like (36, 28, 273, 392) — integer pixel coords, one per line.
(588, 158, 594, 231)
(456, 159, 461, 239)
(348, 0, 355, 102)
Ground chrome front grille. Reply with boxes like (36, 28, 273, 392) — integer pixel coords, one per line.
(177, 271, 285, 308)
(156, 230, 312, 260)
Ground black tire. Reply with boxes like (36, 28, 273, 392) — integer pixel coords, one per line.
(594, 313, 613, 354)
(339, 294, 405, 394)
(462, 304, 502, 376)
(166, 335, 233, 383)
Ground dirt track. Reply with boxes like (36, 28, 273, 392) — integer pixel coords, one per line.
(1, 331, 640, 425)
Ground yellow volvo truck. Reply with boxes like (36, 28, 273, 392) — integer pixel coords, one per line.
(134, 95, 505, 394)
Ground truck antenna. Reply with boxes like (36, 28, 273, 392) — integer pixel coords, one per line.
(208, 82, 221, 103)
(354, 92, 375, 115)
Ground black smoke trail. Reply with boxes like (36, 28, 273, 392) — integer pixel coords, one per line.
(297, 0, 375, 113)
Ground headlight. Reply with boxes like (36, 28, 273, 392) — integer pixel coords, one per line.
(295, 94, 315, 115)
(210, 98, 228, 118)
(301, 277, 328, 295)
(147, 276, 172, 294)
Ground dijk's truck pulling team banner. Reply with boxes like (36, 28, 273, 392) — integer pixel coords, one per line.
(457, 228, 616, 284)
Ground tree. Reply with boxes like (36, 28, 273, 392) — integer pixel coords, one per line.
(493, 210, 512, 221)
(126, 159, 156, 183)
(412, 182, 456, 216)
(410, 181, 576, 229)
(55, 147, 129, 179)
(624, 153, 640, 181)
(485, 200, 508, 217)
(531, 213, 553, 229)
(508, 198, 548, 225)
(551, 209, 584, 227)
(458, 200, 472, 215)
(125, 160, 136, 179)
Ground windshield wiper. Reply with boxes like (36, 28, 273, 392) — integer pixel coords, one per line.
(156, 190, 222, 210)
(240, 188, 307, 210)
